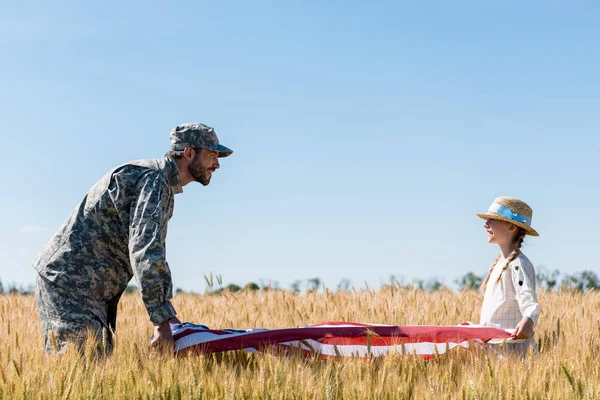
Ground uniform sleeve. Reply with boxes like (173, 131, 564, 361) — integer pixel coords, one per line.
(511, 258, 542, 326)
(128, 171, 176, 325)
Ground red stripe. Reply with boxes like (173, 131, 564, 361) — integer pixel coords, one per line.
(320, 336, 466, 346)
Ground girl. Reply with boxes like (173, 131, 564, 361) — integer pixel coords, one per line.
(477, 197, 541, 357)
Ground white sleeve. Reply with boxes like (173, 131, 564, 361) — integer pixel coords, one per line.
(510, 257, 542, 326)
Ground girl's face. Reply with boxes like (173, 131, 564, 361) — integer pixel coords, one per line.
(484, 219, 517, 245)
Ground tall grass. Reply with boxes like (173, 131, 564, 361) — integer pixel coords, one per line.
(1, 287, 599, 399)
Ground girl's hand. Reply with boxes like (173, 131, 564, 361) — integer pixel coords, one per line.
(512, 317, 534, 339)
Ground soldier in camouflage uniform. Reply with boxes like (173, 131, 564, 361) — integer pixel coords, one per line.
(33, 123, 233, 354)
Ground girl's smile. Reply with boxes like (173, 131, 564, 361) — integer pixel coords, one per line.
(483, 218, 515, 245)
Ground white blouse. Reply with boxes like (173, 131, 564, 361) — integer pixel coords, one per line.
(479, 253, 542, 330)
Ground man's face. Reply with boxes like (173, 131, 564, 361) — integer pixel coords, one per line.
(188, 148, 220, 186)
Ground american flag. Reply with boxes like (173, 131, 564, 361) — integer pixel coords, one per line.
(171, 322, 513, 359)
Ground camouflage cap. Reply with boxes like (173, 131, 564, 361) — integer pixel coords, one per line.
(169, 123, 233, 158)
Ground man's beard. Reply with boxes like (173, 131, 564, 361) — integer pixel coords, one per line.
(188, 157, 211, 186)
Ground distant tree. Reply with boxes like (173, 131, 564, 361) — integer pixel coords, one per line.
(208, 282, 256, 295)
(385, 275, 408, 288)
(337, 278, 351, 292)
(306, 277, 321, 291)
(266, 280, 280, 291)
(455, 272, 484, 290)
(225, 283, 242, 292)
(258, 280, 280, 291)
(536, 266, 560, 290)
(7, 284, 34, 295)
(0, 278, 3, 294)
(291, 280, 302, 293)
(425, 278, 445, 291)
(561, 270, 600, 292)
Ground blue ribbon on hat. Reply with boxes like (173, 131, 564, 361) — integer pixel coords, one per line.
(488, 203, 532, 226)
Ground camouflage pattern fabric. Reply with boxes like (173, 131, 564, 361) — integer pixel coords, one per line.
(34, 156, 183, 353)
(35, 274, 116, 355)
(169, 123, 233, 157)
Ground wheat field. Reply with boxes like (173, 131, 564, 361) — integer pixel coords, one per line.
(1, 287, 599, 399)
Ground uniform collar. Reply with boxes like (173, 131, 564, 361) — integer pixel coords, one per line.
(164, 156, 183, 194)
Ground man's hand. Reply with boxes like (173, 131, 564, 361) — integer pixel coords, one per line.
(512, 317, 534, 339)
(151, 319, 175, 353)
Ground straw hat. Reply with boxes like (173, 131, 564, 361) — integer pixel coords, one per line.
(476, 197, 539, 236)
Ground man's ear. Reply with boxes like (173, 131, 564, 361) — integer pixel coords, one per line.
(183, 147, 195, 161)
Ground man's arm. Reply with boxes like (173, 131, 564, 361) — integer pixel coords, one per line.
(128, 170, 177, 326)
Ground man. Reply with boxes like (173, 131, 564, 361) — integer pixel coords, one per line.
(33, 122, 233, 354)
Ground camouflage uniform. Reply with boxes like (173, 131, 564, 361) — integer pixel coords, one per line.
(34, 123, 232, 354)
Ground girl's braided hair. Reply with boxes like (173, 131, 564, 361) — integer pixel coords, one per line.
(480, 227, 527, 289)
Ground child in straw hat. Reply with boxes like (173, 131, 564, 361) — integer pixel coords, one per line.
(476, 197, 541, 357)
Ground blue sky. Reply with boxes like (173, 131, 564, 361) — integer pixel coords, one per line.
(1, 1, 598, 292)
